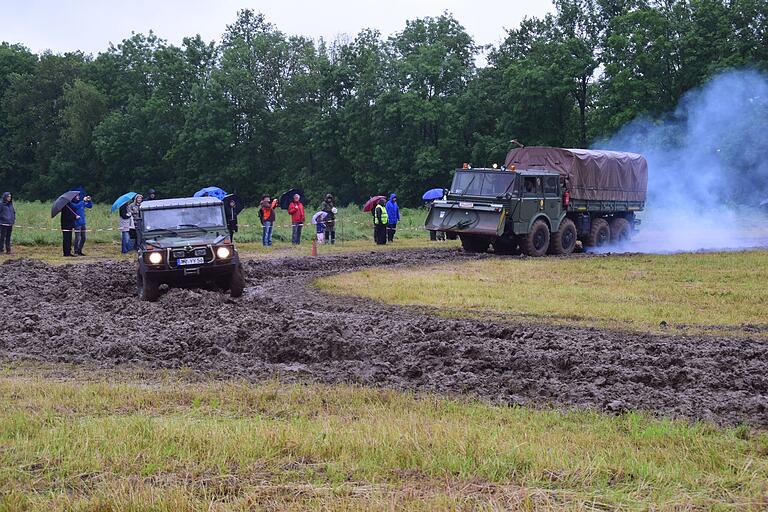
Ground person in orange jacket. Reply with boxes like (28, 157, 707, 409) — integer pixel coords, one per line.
(258, 196, 278, 247)
(287, 193, 305, 244)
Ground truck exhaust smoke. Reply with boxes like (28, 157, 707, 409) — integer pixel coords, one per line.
(595, 69, 768, 253)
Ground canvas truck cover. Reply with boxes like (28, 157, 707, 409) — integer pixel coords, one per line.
(504, 147, 647, 202)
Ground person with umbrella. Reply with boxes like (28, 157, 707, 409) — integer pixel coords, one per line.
(112, 192, 138, 253)
(385, 193, 400, 243)
(373, 197, 388, 245)
(59, 196, 79, 257)
(129, 194, 144, 248)
(312, 210, 328, 244)
(288, 193, 305, 245)
(423, 188, 447, 241)
(258, 195, 278, 247)
(0, 192, 16, 255)
(71, 192, 93, 256)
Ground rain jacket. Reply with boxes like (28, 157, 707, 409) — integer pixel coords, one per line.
(0, 192, 15, 226)
(323, 196, 335, 228)
(288, 200, 305, 223)
(118, 204, 131, 232)
(259, 199, 277, 225)
(385, 194, 400, 225)
(71, 197, 92, 227)
(60, 204, 77, 229)
(374, 204, 388, 225)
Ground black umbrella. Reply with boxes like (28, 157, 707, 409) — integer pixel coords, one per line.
(51, 191, 80, 218)
(279, 188, 305, 209)
(223, 193, 244, 215)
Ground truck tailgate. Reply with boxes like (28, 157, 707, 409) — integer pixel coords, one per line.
(425, 201, 506, 237)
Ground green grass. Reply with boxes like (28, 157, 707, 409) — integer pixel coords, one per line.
(8, 201, 431, 246)
(1, 364, 767, 511)
(317, 251, 768, 335)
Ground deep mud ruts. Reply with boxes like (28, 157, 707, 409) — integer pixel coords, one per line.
(1, 249, 766, 427)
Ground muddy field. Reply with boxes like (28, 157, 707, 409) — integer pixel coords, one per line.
(1, 249, 766, 427)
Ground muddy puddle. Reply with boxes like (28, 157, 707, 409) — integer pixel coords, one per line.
(1, 249, 766, 427)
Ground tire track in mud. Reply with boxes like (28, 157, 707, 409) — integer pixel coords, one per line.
(1, 249, 766, 427)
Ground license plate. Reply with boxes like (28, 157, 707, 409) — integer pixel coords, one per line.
(459, 201, 474, 208)
(177, 257, 204, 266)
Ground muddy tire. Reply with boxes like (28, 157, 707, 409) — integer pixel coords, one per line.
(609, 217, 631, 243)
(584, 218, 610, 247)
(137, 271, 160, 302)
(549, 218, 577, 255)
(520, 219, 550, 257)
(446, 232, 458, 240)
(229, 264, 245, 298)
(460, 235, 490, 253)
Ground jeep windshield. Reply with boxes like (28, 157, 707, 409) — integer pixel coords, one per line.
(143, 206, 225, 234)
(450, 171, 517, 198)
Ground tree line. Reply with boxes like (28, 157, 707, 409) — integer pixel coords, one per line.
(0, 0, 765, 206)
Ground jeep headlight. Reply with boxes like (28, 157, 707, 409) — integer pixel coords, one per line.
(148, 252, 163, 265)
(216, 246, 231, 259)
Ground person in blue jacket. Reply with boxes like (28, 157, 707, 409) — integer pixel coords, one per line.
(71, 192, 93, 256)
(385, 193, 400, 242)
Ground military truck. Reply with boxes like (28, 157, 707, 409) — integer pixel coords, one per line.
(136, 196, 245, 301)
(425, 147, 648, 256)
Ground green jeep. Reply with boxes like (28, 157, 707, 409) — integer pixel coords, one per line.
(135, 197, 245, 301)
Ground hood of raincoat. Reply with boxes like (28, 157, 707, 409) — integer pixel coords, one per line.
(0, 192, 15, 225)
(2, 192, 11, 203)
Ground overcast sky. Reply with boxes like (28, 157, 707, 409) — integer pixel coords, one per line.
(1, 0, 554, 57)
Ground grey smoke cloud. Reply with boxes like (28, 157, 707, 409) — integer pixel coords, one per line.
(595, 69, 768, 253)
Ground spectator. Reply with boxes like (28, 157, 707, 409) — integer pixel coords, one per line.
(287, 193, 305, 245)
(0, 192, 15, 254)
(61, 198, 79, 257)
(129, 194, 144, 249)
(258, 196, 277, 247)
(146, 188, 158, 201)
(71, 193, 93, 256)
(385, 193, 400, 242)
(374, 197, 388, 245)
(322, 194, 337, 245)
(118, 202, 133, 253)
(225, 198, 239, 240)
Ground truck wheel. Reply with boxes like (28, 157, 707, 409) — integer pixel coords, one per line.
(609, 218, 631, 243)
(229, 264, 245, 298)
(137, 271, 160, 302)
(460, 235, 490, 253)
(549, 218, 577, 255)
(493, 235, 519, 255)
(520, 219, 550, 257)
(584, 218, 610, 247)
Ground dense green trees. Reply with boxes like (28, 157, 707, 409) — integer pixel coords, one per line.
(0, 1, 765, 206)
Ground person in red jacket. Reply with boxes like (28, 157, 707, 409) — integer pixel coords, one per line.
(287, 194, 305, 244)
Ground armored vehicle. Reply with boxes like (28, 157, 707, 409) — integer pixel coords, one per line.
(425, 147, 648, 256)
(135, 196, 245, 301)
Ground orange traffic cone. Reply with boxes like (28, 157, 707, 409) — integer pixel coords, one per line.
(311, 239, 317, 257)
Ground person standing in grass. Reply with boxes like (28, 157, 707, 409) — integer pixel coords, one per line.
(288, 194, 305, 245)
(129, 194, 144, 249)
(385, 193, 400, 242)
(60, 198, 78, 257)
(71, 193, 92, 256)
(258, 196, 277, 247)
(322, 194, 337, 245)
(0, 192, 16, 254)
(118, 202, 133, 253)
(374, 197, 388, 245)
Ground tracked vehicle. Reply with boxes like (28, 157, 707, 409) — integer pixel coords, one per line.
(425, 147, 648, 255)
(135, 197, 245, 301)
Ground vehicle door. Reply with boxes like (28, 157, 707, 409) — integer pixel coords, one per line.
(543, 175, 562, 227)
(518, 176, 543, 230)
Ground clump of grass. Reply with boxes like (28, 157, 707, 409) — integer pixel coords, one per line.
(317, 251, 768, 334)
(0, 367, 767, 510)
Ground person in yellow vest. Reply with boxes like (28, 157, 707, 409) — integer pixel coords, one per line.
(373, 198, 388, 245)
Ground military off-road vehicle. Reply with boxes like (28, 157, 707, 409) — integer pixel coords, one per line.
(425, 147, 648, 256)
(135, 196, 245, 301)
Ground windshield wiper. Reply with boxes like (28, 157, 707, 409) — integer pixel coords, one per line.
(174, 224, 208, 233)
(496, 179, 517, 199)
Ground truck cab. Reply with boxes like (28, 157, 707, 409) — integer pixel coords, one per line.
(135, 197, 245, 301)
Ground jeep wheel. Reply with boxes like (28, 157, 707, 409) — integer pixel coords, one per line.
(137, 271, 160, 302)
(460, 235, 490, 253)
(229, 264, 245, 298)
(584, 218, 610, 247)
(520, 219, 550, 257)
(609, 217, 631, 243)
(549, 218, 577, 255)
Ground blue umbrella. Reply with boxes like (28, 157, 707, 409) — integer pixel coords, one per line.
(111, 192, 138, 213)
(422, 188, 445, 201)
(194, 186, 228, 200)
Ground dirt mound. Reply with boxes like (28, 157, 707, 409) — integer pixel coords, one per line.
(1, 250, 766, 427)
